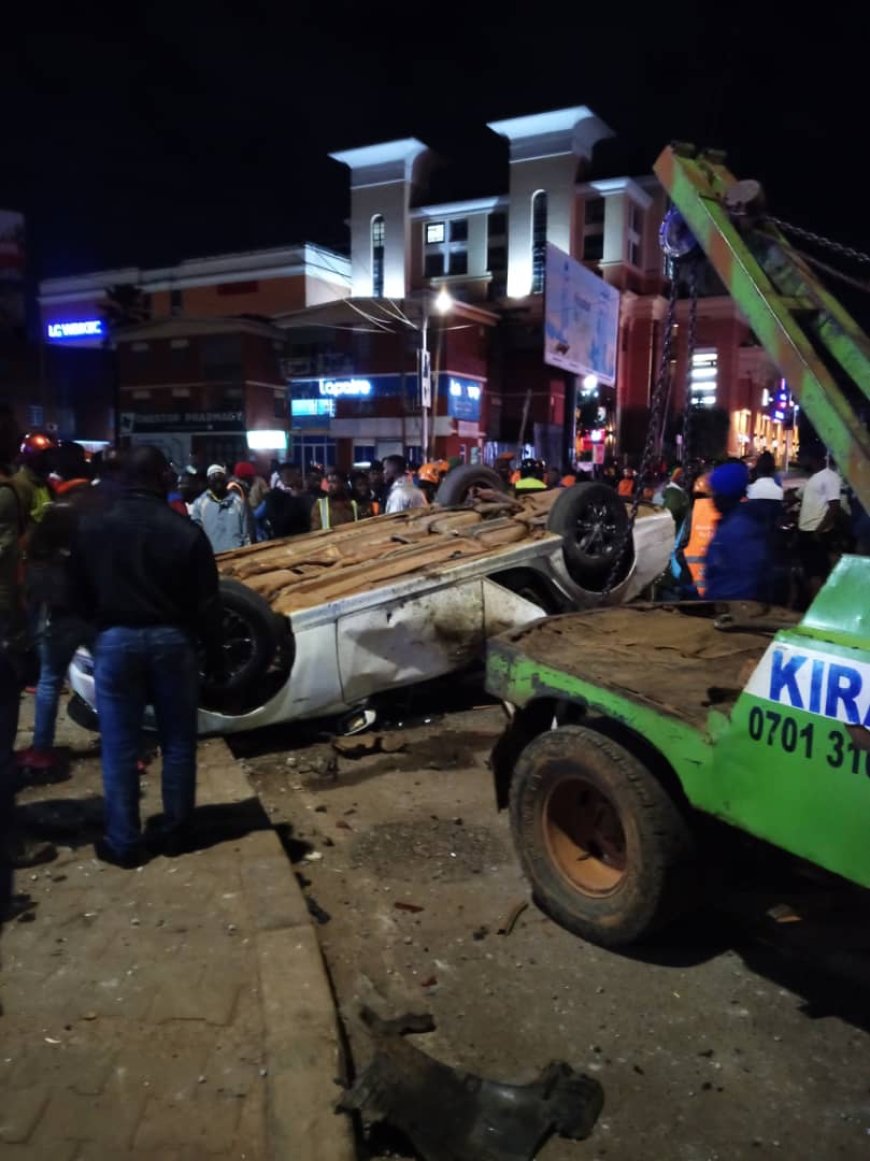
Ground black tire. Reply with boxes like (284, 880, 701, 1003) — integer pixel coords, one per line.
(547, 482, 631, 586)
(202, 578, 287, 697)
(509, 725, 697, 947)
(436, 464, 508, 507)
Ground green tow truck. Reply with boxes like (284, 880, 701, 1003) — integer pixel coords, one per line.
(485, 145, 870, 947)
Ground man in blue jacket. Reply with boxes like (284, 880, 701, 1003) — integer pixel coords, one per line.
(705, 461, 773, 602)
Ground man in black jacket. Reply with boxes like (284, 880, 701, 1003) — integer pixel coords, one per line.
(71, 445, 224, 867)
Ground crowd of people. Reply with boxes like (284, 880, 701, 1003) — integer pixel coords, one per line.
(163, 453, 430, 552)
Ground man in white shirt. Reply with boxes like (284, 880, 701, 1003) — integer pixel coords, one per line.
(746, 451, 783, 501)
(797, 451, 843, 599)
(383, 455, 427, 515)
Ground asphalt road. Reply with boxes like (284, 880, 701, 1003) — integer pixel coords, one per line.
(232, 688, 870, 1161)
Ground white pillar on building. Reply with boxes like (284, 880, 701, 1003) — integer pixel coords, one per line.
(486, 107, 614, 298)
(329, 139, 430, 299)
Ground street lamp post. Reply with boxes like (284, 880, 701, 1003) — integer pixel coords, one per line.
(420, 304, 432, 462)
(420, 287, 453, 462)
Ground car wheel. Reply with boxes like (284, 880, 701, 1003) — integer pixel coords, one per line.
(509, 725, 697, 946)
(201, 578, 288, 699)
(436, 465, 508, 507)
(546, 482, 631, 587)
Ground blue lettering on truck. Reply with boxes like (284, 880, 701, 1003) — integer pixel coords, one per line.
(747, 646, 870, 727)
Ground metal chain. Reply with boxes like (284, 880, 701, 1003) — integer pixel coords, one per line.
(600, 274, 680, 599)
(681, 262, 700, 470)
(767, 216, 870, 266)
(792, 247, 870, 295)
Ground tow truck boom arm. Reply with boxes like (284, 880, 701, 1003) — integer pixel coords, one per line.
(654, 144, 870, 511)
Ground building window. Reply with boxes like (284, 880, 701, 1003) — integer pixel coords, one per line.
(425, 252, 445, 278)
(585, 197, 605, 225)
(689, 350, 718, 407)
(426, 222, 445, 244)
(371, 215, 385, 297)
(583, 234, 604, 262)
(217, 280, 260, 296)
(449, 219, 468, 243)
(488, 210, 507, 238)
(353, 444, 376, 466)
(626, 200, 644, 269)
(531, 191, 547, 295)
(583, 197, 605, 263)
(450, 251, 468, 276)
(27, 404, 44, 427)
(170, 287, 183, 314)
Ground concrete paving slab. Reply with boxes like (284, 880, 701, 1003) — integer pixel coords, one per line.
(1, 694, 355, 1160)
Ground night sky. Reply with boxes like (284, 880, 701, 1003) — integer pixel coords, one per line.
(2, 4, 865, 282)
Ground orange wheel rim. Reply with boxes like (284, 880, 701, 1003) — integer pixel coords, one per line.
(543, 776, 627, 895)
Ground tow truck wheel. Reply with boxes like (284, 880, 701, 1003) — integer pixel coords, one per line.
(509, 725, 697, 947)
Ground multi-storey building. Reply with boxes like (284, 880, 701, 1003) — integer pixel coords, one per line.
(315, 106, 784, 469)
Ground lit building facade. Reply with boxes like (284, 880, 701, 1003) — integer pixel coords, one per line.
(322, 105, 782, 468)
(37, 244, 351, 447)
(38, 107, 787, 467)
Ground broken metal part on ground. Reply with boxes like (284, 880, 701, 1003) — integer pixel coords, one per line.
(336, 1006, 604, 1161)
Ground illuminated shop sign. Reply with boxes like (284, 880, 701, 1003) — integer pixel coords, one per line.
(446, 376, 483, 422)
(292, 399, 336, 418)
(46, 319, 104, 340)
(769, 380, 797, 427)
(319, 378, 372, 398)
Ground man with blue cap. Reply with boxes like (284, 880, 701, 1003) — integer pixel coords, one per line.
(704, 460, 773, 601)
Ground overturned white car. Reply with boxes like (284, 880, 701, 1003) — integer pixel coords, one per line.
(69, 467, 674, 737)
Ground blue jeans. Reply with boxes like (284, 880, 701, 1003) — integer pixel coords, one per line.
(33, 614, 93, 751)
(94, 626, 199, 856)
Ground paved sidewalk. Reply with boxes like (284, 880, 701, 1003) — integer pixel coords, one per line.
(1, 697, 354, 1161)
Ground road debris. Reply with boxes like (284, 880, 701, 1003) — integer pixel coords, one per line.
(337, 1006, 604, 1161)
(497, 899, 529, 936)
(333, 734, 380, 758)
(394, 901, 425, 914)
(305, 896, 332, 925)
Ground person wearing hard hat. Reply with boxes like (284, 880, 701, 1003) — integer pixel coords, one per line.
(416, 462, 442, 505)
(13, 433, 57, 527)
(514, 459, 547, 493)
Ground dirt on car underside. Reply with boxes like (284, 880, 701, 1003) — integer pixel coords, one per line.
(215, 493, 663, 616)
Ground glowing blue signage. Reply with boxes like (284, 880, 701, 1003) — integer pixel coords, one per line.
(446, 376, 483, 422)
(319, 378, 372, 398)
(46, 319, 104, 341)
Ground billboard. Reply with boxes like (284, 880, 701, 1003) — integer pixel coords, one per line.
(0, 210, 25, 336)
(544, 243, 620, 384)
